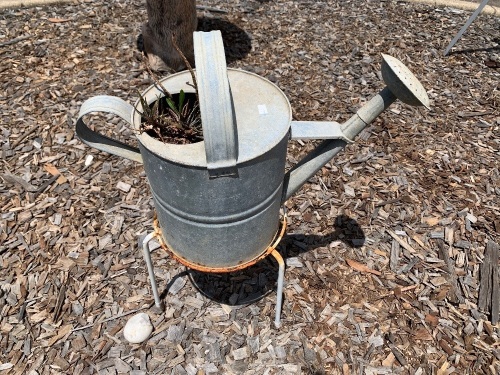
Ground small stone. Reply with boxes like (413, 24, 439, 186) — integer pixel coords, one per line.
(84, 155, 93, 167)
(232, 346, 249, 360)
(285, 257, 303, 268)
(72, 301, 84, 316)
(116, 181, 131, 192)
(123, 313, 153, 344)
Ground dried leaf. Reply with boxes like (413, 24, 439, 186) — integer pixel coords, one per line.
(346, 259, 381, 276)
(423, 217, 440, 226)
(43, 164, 60, 176)
(47, 18, 71, 23)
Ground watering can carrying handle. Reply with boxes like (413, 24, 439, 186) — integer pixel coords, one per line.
(75, 96, 143, 163)
(193, 31, 238, 178)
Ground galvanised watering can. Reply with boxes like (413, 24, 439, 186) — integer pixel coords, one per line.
(76, 31, 429, 273)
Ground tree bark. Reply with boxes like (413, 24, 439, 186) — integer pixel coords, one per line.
(142, 0, 197, 72)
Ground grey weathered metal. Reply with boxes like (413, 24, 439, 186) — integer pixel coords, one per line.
(443, 0, 492, 56)
(140, 68, 290, 271)
(380, 54, 430, 109)
(75, 30, 430, 326)
(193, 31, 238, 177)
(282, 53, 430, 201)
(77, 31, 292, 272)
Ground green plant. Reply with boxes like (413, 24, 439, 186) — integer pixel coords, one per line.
(138, 90, 202, 144)
(138, 34, 202, 144)
(164, 89, 201, 131)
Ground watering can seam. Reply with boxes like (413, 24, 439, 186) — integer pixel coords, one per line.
(150, 183, 284, 225)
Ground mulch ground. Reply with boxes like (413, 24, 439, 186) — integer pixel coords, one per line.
(1, 0, 499, 374)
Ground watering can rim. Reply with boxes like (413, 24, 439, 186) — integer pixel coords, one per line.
(132, 68, 292, 168)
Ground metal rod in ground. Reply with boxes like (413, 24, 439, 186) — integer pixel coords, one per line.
(271, 249, 285, 328)
(142, 233, 164, 309)
(443, 0, 491, 56)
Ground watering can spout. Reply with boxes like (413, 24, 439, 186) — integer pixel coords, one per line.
(282, 54, 430, 202)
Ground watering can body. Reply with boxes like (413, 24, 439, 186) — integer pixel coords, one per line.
(137, 68, 291, 271)
(76, 31, 429, 272)
(77, 66, 293, 271)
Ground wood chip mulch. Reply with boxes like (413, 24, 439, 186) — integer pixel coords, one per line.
(1, 0, 499, 374)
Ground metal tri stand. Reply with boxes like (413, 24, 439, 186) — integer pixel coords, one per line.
(141, 217, 287, 328)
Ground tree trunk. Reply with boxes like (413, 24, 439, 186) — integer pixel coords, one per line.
(142, 0, 197, 72)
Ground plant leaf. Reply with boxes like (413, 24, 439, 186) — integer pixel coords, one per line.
(178, 90, 185, 112)
(165, 97, 178, 115)
(137, 92, 149, 116)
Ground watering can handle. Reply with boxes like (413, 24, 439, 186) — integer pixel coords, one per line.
(75, 96, 143, 163)
(193, 31, 238, 178)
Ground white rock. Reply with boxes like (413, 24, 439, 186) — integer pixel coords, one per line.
(123, 313, 153, 344)
(84, 154, 93, 167)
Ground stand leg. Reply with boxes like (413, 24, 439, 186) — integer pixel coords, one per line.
(142, 233, 164, 310)
(443, 0, 491, 56)
(271, 249, 285, 328)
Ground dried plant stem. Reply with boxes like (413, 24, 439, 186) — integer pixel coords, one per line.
(171, 33, 199, 102)
(139, 40, 202, 144)
(142, 53, 172, 99)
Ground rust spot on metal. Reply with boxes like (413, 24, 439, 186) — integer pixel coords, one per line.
(152, 214, 287, 273)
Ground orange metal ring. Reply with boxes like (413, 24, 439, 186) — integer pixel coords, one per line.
(152, 213, 287, 273)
